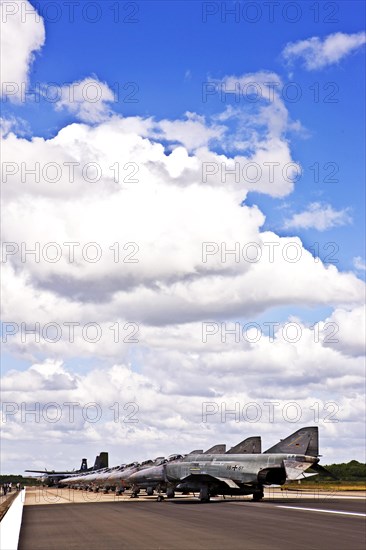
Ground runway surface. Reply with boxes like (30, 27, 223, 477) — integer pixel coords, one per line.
(18, 489, 366, 550)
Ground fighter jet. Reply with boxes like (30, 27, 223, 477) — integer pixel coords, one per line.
(128, 454, 184, 498)
(127, 437, 262, 499)
(165, 427, 323, 502)
(127, 428, 327, 502)
(25, 452, 108, 487)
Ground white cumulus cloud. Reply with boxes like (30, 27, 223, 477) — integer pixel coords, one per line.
(0, 0, 45, 100)
(282, 31, 366, 70)
(284, 202, 352, 231)
(353, 256, 366, 272)
(1, 14, 365, 473)
(54, 77, 116, 123)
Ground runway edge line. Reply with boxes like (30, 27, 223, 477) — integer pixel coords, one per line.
(0, 489, 26, 550)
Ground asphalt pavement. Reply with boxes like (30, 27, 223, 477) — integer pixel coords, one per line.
(18, 492, 366, 550)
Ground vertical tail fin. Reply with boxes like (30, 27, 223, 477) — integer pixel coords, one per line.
(93, 452, 109, 470)
(204, 444, 226, 454)
(226, 436, 261, 454)
(264, 427, 319, 456)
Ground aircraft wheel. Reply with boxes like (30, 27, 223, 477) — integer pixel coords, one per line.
(166, 488, 175, 499)
(157, 495, 164, 502)
(199, 487, 210, 503)
(146, 487, 154, 496)
(252, 488, 264, 501)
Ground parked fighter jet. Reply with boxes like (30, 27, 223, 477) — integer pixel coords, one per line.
(25, 452, 108, 487)
(128, 454, 184, 498)
(127, 437, 262, 499)
(59, 428, 331, 503)
(127, 428, 328, 502)
(165, 427, 324, 502)
(62, 461, 140, 493)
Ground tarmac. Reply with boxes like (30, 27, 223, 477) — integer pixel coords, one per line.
(16, 487, 366, 550)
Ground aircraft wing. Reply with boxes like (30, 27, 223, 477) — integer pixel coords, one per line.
(25, 470, 70, 475)
(179, 473, 240, 489)
(310, 463, 338, 479)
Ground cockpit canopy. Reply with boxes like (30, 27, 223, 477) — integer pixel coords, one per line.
(168, 454, 183, 462)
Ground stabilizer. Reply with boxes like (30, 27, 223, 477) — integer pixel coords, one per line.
(204, 444, 226, 454)
(311, 463, 338, 479)
(226, 436, 261, 454)
(93, 452, 109, 470)
(264, 427, 319, 456)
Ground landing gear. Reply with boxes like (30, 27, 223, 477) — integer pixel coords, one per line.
(130, 489, 140, 498)
(156, 494, 164, 502)
(166, 488, 175, 499)
(252, 487, 264, 502)
(146, 487, 154, 496)
(199, 487, 210, 503)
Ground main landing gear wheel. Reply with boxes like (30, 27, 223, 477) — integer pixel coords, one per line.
(199, 487, 210, 503)
(166, 488, 175, 499)
(252, 488, 264, 502)
(157, 495, 164, 502)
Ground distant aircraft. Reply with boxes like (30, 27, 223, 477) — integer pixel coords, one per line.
(25, 452, 108, 487)
(63, 458, 169, 494)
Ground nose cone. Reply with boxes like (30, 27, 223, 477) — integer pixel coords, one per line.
(130, 465, 165, 484)
(128, 470, 144, 483)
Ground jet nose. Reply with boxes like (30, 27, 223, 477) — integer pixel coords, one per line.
(128, 471, 141, 482)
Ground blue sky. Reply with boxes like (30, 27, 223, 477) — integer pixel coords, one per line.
(1, 1, 365, 470)
(3, 0, 364, 272)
